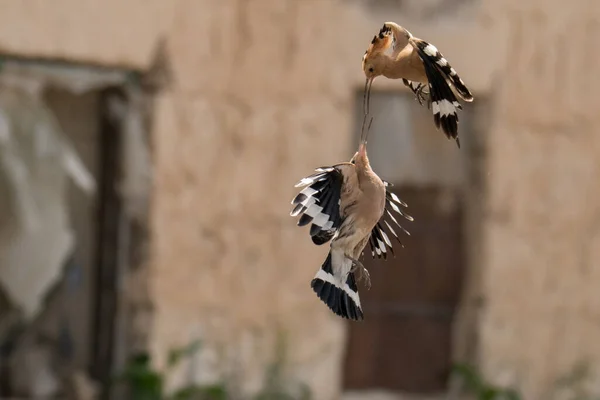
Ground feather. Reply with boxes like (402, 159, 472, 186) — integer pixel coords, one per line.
(412, 39, 465, 146)
(368, 180, 412, 259)
(290, 166, 346, 245)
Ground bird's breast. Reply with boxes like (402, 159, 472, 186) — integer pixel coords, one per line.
(357, 185, 386, 228)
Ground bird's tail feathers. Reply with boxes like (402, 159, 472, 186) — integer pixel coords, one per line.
(310, 252, 363, 321)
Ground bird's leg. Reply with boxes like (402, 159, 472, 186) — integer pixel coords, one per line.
(415, 84, 431, 109)
(349, 258, 371, 290)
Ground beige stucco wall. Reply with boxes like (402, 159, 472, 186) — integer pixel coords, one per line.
(478, 0, 600, 398)
(2, 0, 599, 399)
(0, 1, 497, 399)
(146, 2, 498, 398)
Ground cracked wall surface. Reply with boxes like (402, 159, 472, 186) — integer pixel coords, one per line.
(0, 0, 598, 399)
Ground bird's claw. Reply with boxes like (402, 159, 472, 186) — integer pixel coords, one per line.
(415, 84, 431, 109)
(350, 259, 372, 290)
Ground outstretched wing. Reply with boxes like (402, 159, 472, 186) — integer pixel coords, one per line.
(368, 180, 413, 260)
(411, 39, 473, 102)
(291, 166, 345, 245)
(411, 39, 464, 146)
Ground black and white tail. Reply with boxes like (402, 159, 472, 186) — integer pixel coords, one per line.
(411, 39, 473, 147)
(368, 180, 413, 259)
(311, 251, 363, 321)
(290, 167, 344, 245)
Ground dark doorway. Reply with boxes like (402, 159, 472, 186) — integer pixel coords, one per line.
(343, 185, 465, 392)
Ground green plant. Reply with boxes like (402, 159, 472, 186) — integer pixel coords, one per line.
(117, 353, 163, 400)
(115, 335, 312, 400)
(551, 361, 600, 400)
(115, 340, 228, 400)
(252, 331, 311, 400)
(451, 363, 523, 400)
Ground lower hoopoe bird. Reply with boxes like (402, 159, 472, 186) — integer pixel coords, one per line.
(361, 22, 473, 148)
(290, 118, 412, 320)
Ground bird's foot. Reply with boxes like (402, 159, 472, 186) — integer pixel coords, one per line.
(350, 258, 371, 290)
(415, 84, 431, 109)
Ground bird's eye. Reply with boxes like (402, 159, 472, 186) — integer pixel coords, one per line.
(368, 67, 374, 73)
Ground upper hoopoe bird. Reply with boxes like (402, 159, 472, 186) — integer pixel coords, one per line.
(290, 118, 412, 320)
(361, 22, 474, 147)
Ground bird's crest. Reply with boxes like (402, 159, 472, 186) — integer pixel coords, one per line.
(364, 24, 392, 59)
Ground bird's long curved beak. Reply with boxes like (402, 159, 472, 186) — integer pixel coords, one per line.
(363, 78, 374, 116)
(359, 114, 374, 147)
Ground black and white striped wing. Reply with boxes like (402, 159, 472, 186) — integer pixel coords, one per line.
(411, 39, 473, 147)
(368, 180, 413, 260)
(415, 40, 473, 102)
(290, 167, 344, 246)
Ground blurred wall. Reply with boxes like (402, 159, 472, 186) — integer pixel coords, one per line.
(1, 0, 598, 399)
(478, 0, 600, 398)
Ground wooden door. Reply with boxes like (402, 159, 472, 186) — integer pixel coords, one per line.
(343, 185, 465, 393)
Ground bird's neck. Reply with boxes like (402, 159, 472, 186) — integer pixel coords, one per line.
(381, 55, 402, 79)
(354, 152, 370, 171)
(356, 162, 378, 189)
(357, 167, 385, 210)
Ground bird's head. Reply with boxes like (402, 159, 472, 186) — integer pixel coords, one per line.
(362, 22, 412, 79)
(355, 145, 372, 173)
(361, 24, 396, 114)
(361, 26, 392, 80)
(362, 53, 385, 81)
(350, 146, 369, 170)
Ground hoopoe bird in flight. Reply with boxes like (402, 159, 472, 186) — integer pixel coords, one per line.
(361, 22, 474, 148)
(290, 118, 412, 320)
